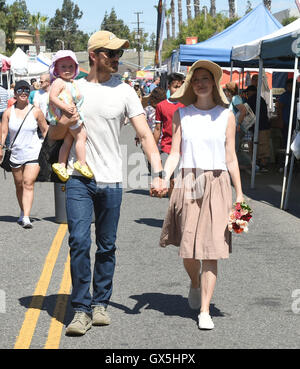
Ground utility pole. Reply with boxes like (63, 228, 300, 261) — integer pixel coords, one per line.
(132, 12, 144, 69)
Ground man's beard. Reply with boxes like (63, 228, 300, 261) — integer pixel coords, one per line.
(97, 61, 119, 74)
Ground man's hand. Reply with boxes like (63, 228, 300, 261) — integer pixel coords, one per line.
(48, 110, 80, 140)
(64, 105, 76, 116)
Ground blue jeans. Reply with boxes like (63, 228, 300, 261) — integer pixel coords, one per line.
(66, 176, 122, 313)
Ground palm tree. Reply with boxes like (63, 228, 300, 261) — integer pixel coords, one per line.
(186, 0, 192, 20)
(210, 0, 216, 18)
(29, 12, 48, 55)
(228, 0, 236, 18)
(194, 0, 200, 18)
(165, 8, 172, 40)
(178, 0, 183, 27)
(171, 0, 175, 38)
(263, 0, 271, 12)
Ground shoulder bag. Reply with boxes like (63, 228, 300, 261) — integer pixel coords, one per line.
(0, 105, 34, 172)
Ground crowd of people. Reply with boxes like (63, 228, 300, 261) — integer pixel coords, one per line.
(224, 75, 297, 173)
(0, 29, 297, 336)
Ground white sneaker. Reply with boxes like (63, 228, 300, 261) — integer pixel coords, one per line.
(22, 217, 33, 229)
(188, 283, 201, 310)
(198, 312, 214, 330)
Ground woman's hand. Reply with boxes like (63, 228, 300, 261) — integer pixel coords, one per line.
(235, 194, 245, 204)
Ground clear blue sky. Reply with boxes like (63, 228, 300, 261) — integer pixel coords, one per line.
(7, 0, 298, 36)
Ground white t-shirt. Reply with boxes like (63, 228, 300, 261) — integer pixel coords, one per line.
(67, 76, 145, 183)
(33, 89, 49, 117)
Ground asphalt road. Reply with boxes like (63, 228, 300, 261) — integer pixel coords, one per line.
(0, 124, 299, 350)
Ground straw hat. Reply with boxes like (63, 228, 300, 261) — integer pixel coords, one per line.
(170, 60, 229, 107)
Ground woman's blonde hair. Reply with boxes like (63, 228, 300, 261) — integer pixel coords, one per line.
(225, 82, 238, 96)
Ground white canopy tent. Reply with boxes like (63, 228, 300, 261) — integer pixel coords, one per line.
(232, 18, 300, 65)
(231, 18, 300, 210)
(10, 48, 50, 82)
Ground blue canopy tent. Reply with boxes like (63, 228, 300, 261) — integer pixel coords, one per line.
(231, 18, 300, 210)
(179, 3, 282, 67)
(261, 20, 300, 210)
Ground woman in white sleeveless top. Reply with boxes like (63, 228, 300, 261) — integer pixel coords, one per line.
(159, 60, 244, 330)
(1, 80, 48, 229)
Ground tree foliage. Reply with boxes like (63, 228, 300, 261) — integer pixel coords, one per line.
(44, 0, 88, 52)
(282, 17, 298, 26)
(100, 8, 153, 51)
(162, 12, 240, 60)
(0, 0, 31, 54)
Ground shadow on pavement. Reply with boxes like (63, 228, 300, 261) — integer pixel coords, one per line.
(126, 189, 150, 196)
(42, 216, 59, 224)
(0, 215, 19, 223)
(110, 293, 228, 321)
(19, 294, 73, 326)
(134, 218, 164, 228)
(0, 216, 42, 223)
(240, 169, 300, 218)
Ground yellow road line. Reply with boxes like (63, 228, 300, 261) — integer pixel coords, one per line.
(14, 224, 68, 349)
(44, 254, 71, 349)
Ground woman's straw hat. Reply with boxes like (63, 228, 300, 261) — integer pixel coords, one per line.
(170, 60, 229, 107)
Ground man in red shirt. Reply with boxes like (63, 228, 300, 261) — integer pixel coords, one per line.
(154, 73, 185, 197)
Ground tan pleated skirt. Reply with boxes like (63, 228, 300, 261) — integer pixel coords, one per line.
(160, 169, 232, 260)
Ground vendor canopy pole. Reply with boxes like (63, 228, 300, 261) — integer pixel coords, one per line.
(230, 60, 233, 81)
(251, 58, 263, 189)
(280, 56, 299, 209)
(284, 116, 299, 209)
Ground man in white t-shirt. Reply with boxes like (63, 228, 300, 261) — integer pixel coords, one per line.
(33, 73, 50, 118)
(48, 30, 165, 336)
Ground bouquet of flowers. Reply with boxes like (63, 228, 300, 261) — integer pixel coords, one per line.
(228, 202, 253, 234)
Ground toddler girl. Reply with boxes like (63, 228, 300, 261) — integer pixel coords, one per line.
(48, 50, 93, 181)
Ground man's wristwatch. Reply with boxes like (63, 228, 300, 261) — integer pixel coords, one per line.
(152, 170, 166, 179)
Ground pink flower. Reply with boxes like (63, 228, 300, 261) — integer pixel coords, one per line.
(234, 211, 242, 219)
(235, 203, 241, 211)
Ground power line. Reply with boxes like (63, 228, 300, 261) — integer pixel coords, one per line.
(132, 11, 143, 68)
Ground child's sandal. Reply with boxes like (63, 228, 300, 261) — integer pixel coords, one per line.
(52, 163, 69, 182)
(74, 161, 93, 179)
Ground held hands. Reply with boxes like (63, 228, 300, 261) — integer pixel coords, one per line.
(150, 177, 168, 198)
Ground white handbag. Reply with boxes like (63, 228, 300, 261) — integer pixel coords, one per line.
(291, 131, 300, 159)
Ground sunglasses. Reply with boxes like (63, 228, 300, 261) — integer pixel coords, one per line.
(16, 87, 30, 95)
(97, 48, 124, 59)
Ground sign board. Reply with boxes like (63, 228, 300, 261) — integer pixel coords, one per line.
(136, 70, 154, 80)
(186, 37, 198, 45)
(0, 30, 5, 53)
